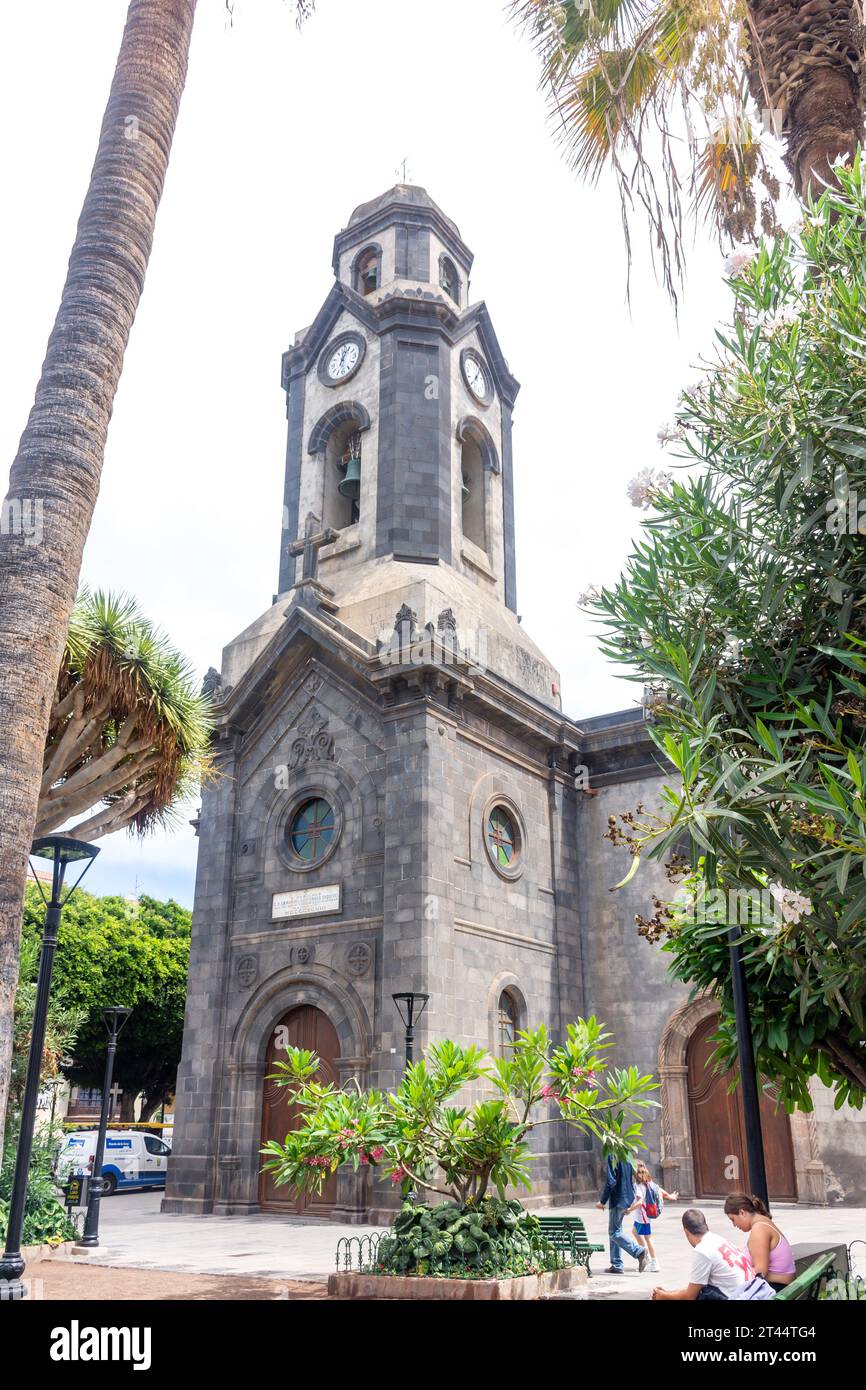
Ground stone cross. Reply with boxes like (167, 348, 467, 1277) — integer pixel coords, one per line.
(289, 512, 339, 583)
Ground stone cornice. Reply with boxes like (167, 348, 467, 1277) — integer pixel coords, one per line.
(331, 200, 474, 277)
(280, 282, 520, 410)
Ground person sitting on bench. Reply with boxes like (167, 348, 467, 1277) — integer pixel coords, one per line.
(723, 1192, 796, 1292)
(651, 1208, 766, 1301)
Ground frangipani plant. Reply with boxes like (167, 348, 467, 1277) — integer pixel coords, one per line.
(261, 1019, 657, 1206)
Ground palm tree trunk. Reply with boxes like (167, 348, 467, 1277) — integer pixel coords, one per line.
(746, 0, 865, 198)
(0, 0, 196, 1158)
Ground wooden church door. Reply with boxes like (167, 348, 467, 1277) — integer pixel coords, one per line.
(259, 1004, 340, 1214)
(688, 1012, 797, 1201)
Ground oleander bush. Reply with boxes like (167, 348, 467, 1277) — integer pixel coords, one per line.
(589, 159, 866, 1109)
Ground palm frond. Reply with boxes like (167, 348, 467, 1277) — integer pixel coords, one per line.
(510, 0, 790, 301)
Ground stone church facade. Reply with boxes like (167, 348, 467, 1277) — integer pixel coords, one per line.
(164, 187, 864, 1220)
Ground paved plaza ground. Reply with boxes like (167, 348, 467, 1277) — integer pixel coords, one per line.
(29, 1191, 866, 1301)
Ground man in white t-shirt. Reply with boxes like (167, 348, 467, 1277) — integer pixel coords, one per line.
(651, 1209, 755, 1301)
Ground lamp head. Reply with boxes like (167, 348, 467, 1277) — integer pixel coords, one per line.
(392, 992, 430, 1030)
(102, 1007, 132, 1039)
(29, 835, 100, 904)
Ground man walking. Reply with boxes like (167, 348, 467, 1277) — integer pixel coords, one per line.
(597, 1154, 648, 1273)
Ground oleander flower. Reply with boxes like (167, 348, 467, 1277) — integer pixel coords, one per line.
(724, 248, 755, 277)
(627, 467, 673, 510)
(769, 882, 813, 925)
(656, 422, 685, 447)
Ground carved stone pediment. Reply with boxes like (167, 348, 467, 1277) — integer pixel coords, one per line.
(288, 705, 335, 769)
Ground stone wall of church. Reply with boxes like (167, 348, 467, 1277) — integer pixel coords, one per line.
(578, 772, 691, 1190)
(373, 699, 595, 1212)
(577, 765, 866, 1206)
(808, 1082, 866, 1204)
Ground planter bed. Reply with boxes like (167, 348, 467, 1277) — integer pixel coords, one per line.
(328, 1265, 587, 1300)
(20, 1240, 76, 1261)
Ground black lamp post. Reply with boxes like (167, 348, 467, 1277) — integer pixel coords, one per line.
(0, 835, 99, 1301)
(392, 992, 429, 1068)
(705, 844, 769, 1210)
(728, 930, 769, 1209)
(76, 1007, 132, 1248)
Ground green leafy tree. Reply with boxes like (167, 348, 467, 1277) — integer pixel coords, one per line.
(262, 1019, 657, 1217)
(9, 934, 85, 1120)
(21, 884, 190, 1120)
(589, 160, 866, 1107)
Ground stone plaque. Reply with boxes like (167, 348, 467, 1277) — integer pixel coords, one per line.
(272, 883, 341, 921)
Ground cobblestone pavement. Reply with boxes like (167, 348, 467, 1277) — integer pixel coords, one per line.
(53, 1191, 865, 1301)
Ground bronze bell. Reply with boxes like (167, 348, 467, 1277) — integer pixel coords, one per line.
(338, 455, 361, 500)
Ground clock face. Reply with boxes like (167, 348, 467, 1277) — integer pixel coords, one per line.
(463, 352, 489, 402)
(327, 340, 361, 380)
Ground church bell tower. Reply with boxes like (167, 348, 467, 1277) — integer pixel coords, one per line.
(274, 184, 544, 688)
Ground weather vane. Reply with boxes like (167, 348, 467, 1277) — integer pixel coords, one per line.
(395, 157, 412, 184)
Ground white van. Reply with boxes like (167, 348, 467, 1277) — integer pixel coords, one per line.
(56, 1130, 171, 1194)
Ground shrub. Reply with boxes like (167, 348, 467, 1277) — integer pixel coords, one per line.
(374, 1197, 559, 1279)
(0, 1130, 78, 1248)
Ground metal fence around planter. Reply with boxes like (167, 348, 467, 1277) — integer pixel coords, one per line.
(335, 1233, 386, 1275)
(335, 1231, 573, 1281)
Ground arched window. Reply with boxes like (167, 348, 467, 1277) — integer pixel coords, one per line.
(498, 990, 519, 1056)
(460, 431, 486, 550)
(325, 422, 362, 528)
(439, 254, 461, 306)
(354, 245, 381, 295)
(456, 418, 499, 556)
(309, 402, 371, 532)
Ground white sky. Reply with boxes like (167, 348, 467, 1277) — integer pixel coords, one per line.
(1, 0, 732, 906)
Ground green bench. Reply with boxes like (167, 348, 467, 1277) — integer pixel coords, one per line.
(774, 1250, 837, 1301)
(538, 1215, 605, 1275)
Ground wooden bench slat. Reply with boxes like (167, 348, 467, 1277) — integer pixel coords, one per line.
(774, 1251, 837, 1302)
(537, 1216, 605, 1275)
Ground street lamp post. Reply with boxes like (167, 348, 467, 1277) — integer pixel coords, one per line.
(0, 835, 99, 1301)
(706, 843, 769, 1210)
(77, 1007, 132, 1249)
(392, 992, 429, 1069)
(728, 928, 769, 1209)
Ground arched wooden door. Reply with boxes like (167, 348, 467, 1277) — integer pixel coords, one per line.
(259, 1004, 340, 1214)
(688, 1012, 797, 1200)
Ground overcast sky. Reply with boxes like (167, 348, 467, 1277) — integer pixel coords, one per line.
(1, 0, 732, 906)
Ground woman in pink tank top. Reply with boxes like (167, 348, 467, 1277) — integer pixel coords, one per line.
(724, 1192, 796, 1291)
